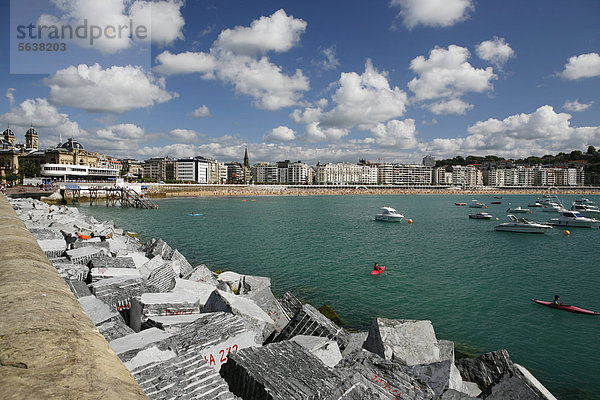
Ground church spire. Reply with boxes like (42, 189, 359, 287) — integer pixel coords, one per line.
(243, 147, 249, 168)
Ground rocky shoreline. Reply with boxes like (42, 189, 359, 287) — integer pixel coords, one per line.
(10, 197, 558, 399)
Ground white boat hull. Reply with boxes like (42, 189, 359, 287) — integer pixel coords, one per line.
(375, 215, 403, 222)
(547, 219, 595, 228)
(494, 224, 552, 233)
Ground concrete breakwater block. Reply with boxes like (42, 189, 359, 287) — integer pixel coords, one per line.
(164, 311, 263, 371)
(90, 276, 158, 311)
(241, 286, 290, 333)
(90, 255, 136, 269)
(132, 350, 239, 400)
(66, 246, 110, 265)
(273, 303, 350, 351)
(140, 256, 177, 292)
(363, 318, 441, 366)
(110, 327, 173, 363)
(291, 335, 342, 368)
(401, 360, 481, 397)
(187, 264, 219, 286)
(456, 350, 557, 400)
(37, 238, 67, 258)
(140, 291, 202, 317)
(78, 295, 121, 326)
(99, 317, 136, 342)
(334, 350, 436, 400)
(147, 313, 205, 333)
(65, 279, 92, 298)
(220, 340, 341, 400)
(90, 267, 140, 281)
(170, 249, 194, 277)
(29, 228, 64, 240)
(50, 259, 89, 281)
(202, 289, 275, 341)
(144, 238, 174, 260)
(279, 291, 303, 319)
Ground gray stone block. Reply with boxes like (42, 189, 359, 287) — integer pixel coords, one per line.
(51, 260, 89, 280)
(64, 279, 92, 298)
(37, 238, 67, 258)
(279, 291, 303, 319)
(455, 349, 513, 391)
(220, 340, 341, 400)
(401, 360, 480, 397)
(362, 318, 441, 366)
(187, 264, 219, 286)
(241, 286, 289, 333)
(132, 351, 239, 400)
(146, 263, 177, 292)
(144, 238, 174, 260)
(140, 291, 202, 317)
(110, 327, 173, 363)
(66, 246, 110, 265)
(291, 335, 342, 368)
(90, 276, 158, 311)
(91, 255, 136, 269)
(342, 331, 369, 357)
(78, 295, 121, 326)
(334, 350, 436, 400)
(202, 290, 275, 342)
(274, 303, 350, 351)
(170, 249, 194, 277)
(99, 318, 136, 342)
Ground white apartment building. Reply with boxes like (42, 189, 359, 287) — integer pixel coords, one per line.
(251, 162, 279, 184)
(432, 167, 453, 185)
(450, 165, 482, 187)
(315, 162, 377, 185)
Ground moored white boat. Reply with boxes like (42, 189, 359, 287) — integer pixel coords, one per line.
(570, 203, 600, 218)
(494, 215, 553, 234)
(547, 210, 598, 228)
(375, 207, 404, 222)
(506, 206, 530, 213)
(469, 212, 493, 219)
(469, 200, 485, 208)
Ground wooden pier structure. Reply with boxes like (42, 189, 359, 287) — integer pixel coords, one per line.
(61, 185, 157, 209)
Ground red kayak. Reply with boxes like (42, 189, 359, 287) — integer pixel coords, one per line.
(531, 299, 600, 315)
(371, 266, 386, 275)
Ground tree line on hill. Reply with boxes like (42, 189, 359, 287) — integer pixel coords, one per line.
(435, 146, 600, 172)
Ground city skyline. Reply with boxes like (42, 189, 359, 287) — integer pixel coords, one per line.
(1, 0, 599, 165)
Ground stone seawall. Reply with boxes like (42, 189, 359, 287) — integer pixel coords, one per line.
(0, 193, 147, 400)
(2, 193, 560, 400)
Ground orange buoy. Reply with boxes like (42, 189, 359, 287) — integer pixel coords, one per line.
(407, 219, 413, 224)
(564, 230, 570, 236)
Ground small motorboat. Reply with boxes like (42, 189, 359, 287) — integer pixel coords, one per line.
(528, 202, 543, 207)
(375, 207, 404, 222)
(570, 203, 600, 218)
(469, 200, 485, 208)
(494, 196, 503, 199)
(188, 213, 203, 216)
(531, 299, 600, 315)
(494, 215, 553, 234)
(542, 202, 564, 212)
(469, 212, 493, 219)
(547, 211, 598, 228)
(490, 201, 502, 205)
(506, 206, 530, 213)
(455, 202, 467, 206)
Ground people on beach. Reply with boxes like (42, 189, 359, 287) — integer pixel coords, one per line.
(554, 295, 564, 306)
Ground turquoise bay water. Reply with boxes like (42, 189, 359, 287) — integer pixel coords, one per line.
(79, 194, 600, 399)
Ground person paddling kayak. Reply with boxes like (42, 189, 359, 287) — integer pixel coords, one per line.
(553, 295, 564, 306)
(373, 263, 382, 272)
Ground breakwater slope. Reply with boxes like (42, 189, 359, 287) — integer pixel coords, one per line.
(4, 194, 558, 399)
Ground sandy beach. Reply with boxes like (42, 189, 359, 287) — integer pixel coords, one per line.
(147, 185, 600, 198)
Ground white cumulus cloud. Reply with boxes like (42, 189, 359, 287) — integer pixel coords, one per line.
(408, 45, 496, 115)
(38, 0, 185, 54)
(560, 53, 600, 80)
(370, 119, 418, 148)
(476, 37, 515, 69)
(188, 105, 212, 119)
(45, 63, 177, 113)
(153, 51, 217, 76)
(563, 100, 593, 112)
(263, 126, 296, 142)
(390, 0, 474, 30)
(97, 123, 145, 140)
(170, 128, 198, 141)
(214, 9, 306, 56)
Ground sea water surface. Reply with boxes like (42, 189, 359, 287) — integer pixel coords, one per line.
(79, 194, 600, 399)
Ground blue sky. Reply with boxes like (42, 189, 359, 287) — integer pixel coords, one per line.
(1, 0, 599, 164)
